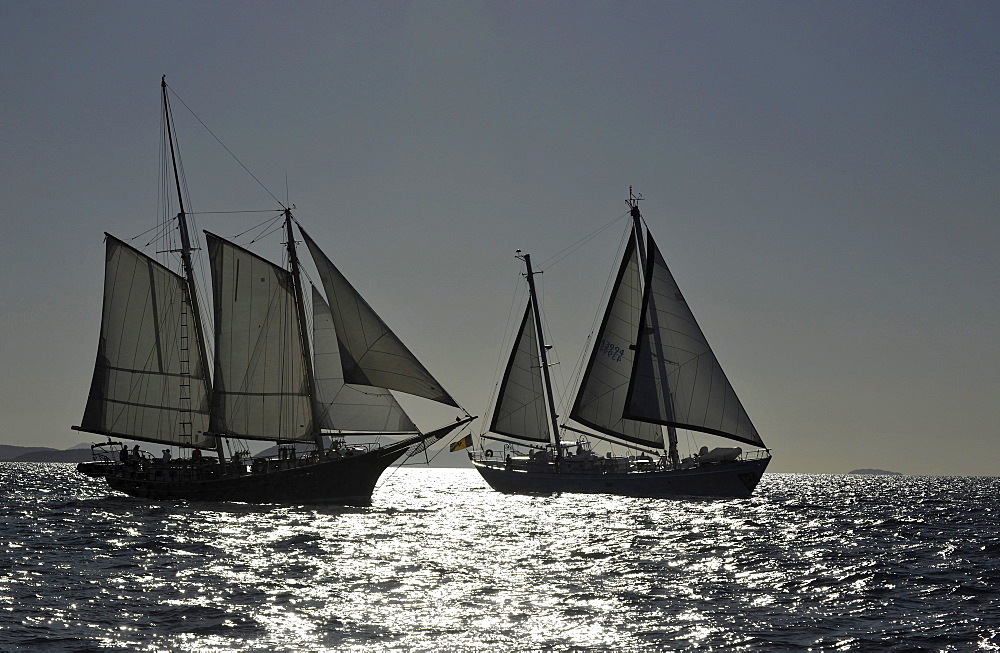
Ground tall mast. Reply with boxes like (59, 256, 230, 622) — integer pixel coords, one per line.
(519, 252, 562, 463)
(161, 76, 223, 463)
(627, 187, 679, 468)
(284, 211, 325, 453)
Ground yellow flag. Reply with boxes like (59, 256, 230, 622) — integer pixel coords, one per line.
(449, 434, 473, 452)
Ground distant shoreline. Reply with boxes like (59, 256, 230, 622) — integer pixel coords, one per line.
(848, 468, 903, 476)
(0, 444, 92, 463)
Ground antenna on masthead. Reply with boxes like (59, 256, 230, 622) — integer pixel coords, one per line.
(626, 186, 644, 218)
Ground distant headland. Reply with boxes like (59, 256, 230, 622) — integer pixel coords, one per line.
(0, 444, 92, 463)
(849, 468, 904, 476)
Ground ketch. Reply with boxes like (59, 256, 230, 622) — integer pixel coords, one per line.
(471, 189, 771, 498)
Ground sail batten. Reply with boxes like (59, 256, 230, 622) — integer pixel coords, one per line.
(569, 233, 664, 449)
(207, 232, 314, 442)
(79, 235, 214, 448)
(625, 235, 763, 447)
(489, 302, 552, 444)
(301, 226, 458, 408)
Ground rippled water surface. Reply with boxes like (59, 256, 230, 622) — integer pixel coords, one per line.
(2, 463, 999, 651)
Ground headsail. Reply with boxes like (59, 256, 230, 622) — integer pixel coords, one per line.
(488, 303, 552, 444)
(79, 235, 214, 448)
(312, 286, 417, 432)
(569, 233, 664, 449)
(207, 232, 314, 442)
(300, 226, 458, 408)
(625, 235, 763, 447)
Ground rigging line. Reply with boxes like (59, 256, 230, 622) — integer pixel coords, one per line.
(248, 221, 285, 245)
(139, 220, 177, 249)
(165, 84, 286, 209)
(536, 210, 630, 270)
(190, 209, 285, 215)
(374, 447, 410, 488)
(422, 423, 474, 466)
(298, 263, 318, 289)
(130, 220, 165, 244)
(234, 212, 283, 240)
(535, 272, 575, 422)
(534, 272, 567, 412)
(181, 206, 217, 367)
(560, 224, 632, 422)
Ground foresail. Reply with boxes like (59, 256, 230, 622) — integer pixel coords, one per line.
(569, 233, 664, 449)
(312, 286, 417, 432)
(300, 226, 458, 407)
(489, 303, 551, 444)
(207, 233, 314, 442)
(79, 235, 214, 448)
(625, 235, 763, 447)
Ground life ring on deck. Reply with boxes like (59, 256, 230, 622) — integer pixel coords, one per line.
(484, 449, 494, 459)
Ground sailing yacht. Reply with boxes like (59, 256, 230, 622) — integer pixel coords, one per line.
(74, 78, 471, 504)
(471, 190, 771, 498)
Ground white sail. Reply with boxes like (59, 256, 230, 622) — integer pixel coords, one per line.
(625, 235, 763, 447)
(79, 235, 214, 448)
(489, 303, 551, 444)
(312, 286, 417, 432)
(207, 233, 314, 442)
(301, 226, 458, 408)
(569, 233, 664, 449)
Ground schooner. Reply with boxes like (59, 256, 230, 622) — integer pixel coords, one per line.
(74, 78, 472, 503)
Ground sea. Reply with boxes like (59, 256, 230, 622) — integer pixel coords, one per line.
(1, 464, 998, 652)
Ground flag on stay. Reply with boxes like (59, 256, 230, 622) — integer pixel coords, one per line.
(449, 434, 473, 452)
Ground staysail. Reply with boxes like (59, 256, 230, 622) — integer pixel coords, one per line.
(312, 286, 417, 432)
(489, 303, 552, 444)
(300, 226, 458, 408)
(625, 235, 763, 446)
(206, 232, 314, 442)
(569, 233, 664, 449)
(79, 235, 214, 448)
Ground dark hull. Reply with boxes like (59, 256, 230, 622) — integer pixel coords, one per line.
(473, 456, 771, 499)
(87, 420, 472, 505)
(105, 446, 408, 505)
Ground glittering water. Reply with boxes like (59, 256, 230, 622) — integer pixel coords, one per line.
(2, 464, 999, 651)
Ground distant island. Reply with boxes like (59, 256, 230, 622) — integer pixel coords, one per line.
(0, 444, 93, 463)
(849, 468, 903, 476)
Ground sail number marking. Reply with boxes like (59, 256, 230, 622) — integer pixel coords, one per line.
(598, 339, 625, 363)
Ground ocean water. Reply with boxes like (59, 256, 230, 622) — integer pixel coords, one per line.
(1, 464, 998, 652)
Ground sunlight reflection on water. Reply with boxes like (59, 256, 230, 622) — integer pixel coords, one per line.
(1, 464, 999, 651)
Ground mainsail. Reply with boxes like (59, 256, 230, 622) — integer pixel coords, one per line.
(488, 303, 552, 444)
(79, 235, 214, 448)
(569, 233, 664, 449)
(312, 286, 417, 432)
(301, 226, 458, 407)
(206, 232, 314, 441)
(625, 235, 763, 446)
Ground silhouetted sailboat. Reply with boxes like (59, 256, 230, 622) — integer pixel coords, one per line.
(74, 78, 471, 504)
(471, 190, 771, 498)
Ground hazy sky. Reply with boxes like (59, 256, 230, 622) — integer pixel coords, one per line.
(2, 2, 997, 475)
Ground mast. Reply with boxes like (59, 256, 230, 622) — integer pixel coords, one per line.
(285, 211, 325, 453)
(519, 252, 562, 463)
(628, 188, 679, 468)
(161, 76, 224, 464)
